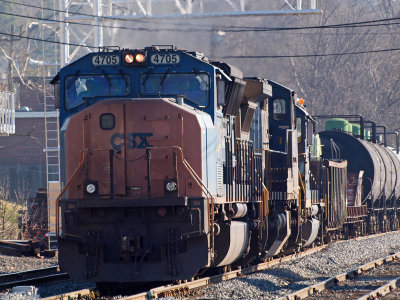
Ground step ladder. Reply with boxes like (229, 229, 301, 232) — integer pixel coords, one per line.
(40, 1, 60, 250)
(43, 75, 60, 251)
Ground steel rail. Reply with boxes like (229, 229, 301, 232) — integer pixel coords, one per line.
(0, 266, 59, 283)
(357, 275, 400, 300)
(0, 266, 69, 291)
(277, 251, 400, 300)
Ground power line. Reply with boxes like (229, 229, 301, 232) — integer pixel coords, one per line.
(0, 9, 188, 33)
(1, 27, 399, 59)
(222, 47, 400, 59)
(0, 2, 400, 58)
(0, 0, 149, 23)
(222, 20, 400, 32)
(1, 0, 400, 34)
(0, 29, 97, 49)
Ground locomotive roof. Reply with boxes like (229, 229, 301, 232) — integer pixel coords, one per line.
(267, 79, 295, 94)
(51, 46, 241, 85)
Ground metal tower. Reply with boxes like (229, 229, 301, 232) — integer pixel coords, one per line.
(59, 0, 320, 66)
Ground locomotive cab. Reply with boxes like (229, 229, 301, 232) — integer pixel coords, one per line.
(265, 81, 329, 253)
(52, 47, 223, 282)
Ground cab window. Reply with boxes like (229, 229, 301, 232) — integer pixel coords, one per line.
(65, 74, 130, 110)
(273, 99, 286, 120)
(139, 73, 210, 107)
(296, 117, 303, 143)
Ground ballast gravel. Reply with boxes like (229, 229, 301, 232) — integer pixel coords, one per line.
(192, 231, 400, 299)
(1, 232, 400, 299)
(0, 253, 94, 300)
(0, 254, 57, 300)
(0, 254, 57, 275)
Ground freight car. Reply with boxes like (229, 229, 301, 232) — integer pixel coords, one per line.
(50, 45, 398, 284)
(318, 117, 400, 235)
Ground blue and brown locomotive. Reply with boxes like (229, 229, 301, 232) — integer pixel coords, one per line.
(51, 45, 400, 284)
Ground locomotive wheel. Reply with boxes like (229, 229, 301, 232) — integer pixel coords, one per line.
(324, 233, 332, 244)
(343, 225, 349, 240)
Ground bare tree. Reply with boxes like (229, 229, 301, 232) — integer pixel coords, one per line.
(0, 176, 47, 241)
(286, 0, 400, 134)
(0, 2, 53, 98)
(0, 177, 23, 239)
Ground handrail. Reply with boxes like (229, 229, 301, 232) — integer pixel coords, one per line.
(262, 183, 269, 217)
(298, 169, 307, 222)
(55, 148, 115, 236)
(149, 145, 215, 260)
(55, 149, 89, 237)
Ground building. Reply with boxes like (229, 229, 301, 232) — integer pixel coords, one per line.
(0, 81, 55, 199)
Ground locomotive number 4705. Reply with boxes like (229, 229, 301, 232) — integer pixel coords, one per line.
(92, 55, 120, 66)
(150, 53, 180, 65)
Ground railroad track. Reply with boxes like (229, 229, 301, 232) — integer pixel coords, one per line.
(40, 245, 328, 300)
(122, 231, 400, 300)
(119, 244, 330, 300)
(278, 251, 400, 300)
(0, 266, 69, 291)
(41, 231, 400, 300)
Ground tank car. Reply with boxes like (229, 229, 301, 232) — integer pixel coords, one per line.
(319, 117, 400, 233)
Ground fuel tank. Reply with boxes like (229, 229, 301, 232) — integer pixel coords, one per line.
(319, 130, 400, 207)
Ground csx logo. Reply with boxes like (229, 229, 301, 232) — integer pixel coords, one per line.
(111, 133, 153, 150)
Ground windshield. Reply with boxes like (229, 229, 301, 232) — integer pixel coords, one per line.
(139, 73, 210, 107)
(65, 74, 130, 110)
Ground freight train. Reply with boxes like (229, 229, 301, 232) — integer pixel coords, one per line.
(50, 45, 400, 283)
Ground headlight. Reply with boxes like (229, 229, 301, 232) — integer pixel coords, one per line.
(124, 53, 134, 64)
(135, 53, 145, 63)
(86, 183, 96, 194)
(165, 181, 177, 192)
(123, 50, 146, 66)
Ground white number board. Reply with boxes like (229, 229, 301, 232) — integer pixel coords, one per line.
(92, 55, 120, 66)
(150, 53, 180, 65)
